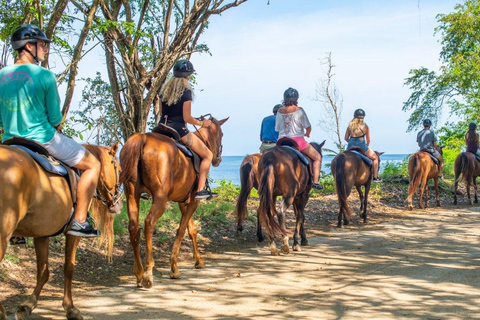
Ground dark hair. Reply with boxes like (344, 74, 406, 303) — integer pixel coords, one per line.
(467, 127, 478, 144)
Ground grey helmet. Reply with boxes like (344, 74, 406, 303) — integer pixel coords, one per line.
(11, 24, 51, 50)
(173, 60, 195, 78)
(283, 87, 299, 104)
(354, 109, 365, 119)
(272, 104, 282, 114)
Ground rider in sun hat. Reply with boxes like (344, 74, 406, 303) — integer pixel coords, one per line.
(0, 24, 100, 237)
(344, 109, 382, 182)
(156, 59, 218, 200)
(275, 87, 323, 189)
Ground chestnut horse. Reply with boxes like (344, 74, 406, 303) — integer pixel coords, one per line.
(235, 152, 263, 240)
(0, 142, 121, 320)
(331, 150, 384, 228)
(407, 146, 443, 210)
(454, 152, 480, 205)
(120, 116, 228, 288)
(257, 141, 325, 256)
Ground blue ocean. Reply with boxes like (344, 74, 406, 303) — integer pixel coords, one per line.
(210, 154, 409, 186)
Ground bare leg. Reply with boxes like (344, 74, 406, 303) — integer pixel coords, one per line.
(72, 150, 101, 223)
(182, 133, 213, 192)
(301, 144, 322, 184)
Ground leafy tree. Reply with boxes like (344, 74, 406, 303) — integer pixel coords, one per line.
(403, 0, 480, 137)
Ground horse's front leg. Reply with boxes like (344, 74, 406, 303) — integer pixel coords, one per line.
(453, 175, 459, 205)
(183, 202, 205, 269)
(418, 178, 427, 209)
(143, 195, 167, 287)
(62, 235, 83, 320)
(16, 237, 51, 320)
(362, 182, 371, 223)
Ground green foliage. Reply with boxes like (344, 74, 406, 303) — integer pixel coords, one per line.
(211, 179, 241, 202)
(381, 157, 409, 178)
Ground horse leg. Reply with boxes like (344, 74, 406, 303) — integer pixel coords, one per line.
(474, 177, 478, 204)
(356, 186, 364, 213)
(16, 237, 50, 320)
(142, 195, 168, 288)
(467, 179, 472, 205)
(292, 193, 308, 251)
(256, 209, 264, 242)
(62, 235, 83, 320)
(434, 178, 441, 207)
(424, 181, 429, 208)
(337, 207, 343, 228)
(279, 196, 293, 255)
(454, 171, 459, 205)
(126, 190, 144, 288)
(185, 209, 205, 269)
(170, 198, 197, 279)
(362, 182, 371, 223)
(418, 178, 426, 209)
(0, 233, 9, 320)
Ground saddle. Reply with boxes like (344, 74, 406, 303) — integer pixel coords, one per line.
(467, 151, 480, 162)
(420, 150, 439, 165)
(152, 123, 201, 173)
(347, 147, 372, 167)
(3, 136, 80, 236)
(276, 138, 310, 166)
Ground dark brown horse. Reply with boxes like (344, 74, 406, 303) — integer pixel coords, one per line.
(0, 143, 120, 320)
(257, 141, 325, 256)
(120, 116, 228, 288)
(331, 150, 384, 228)
(407, 146, 443, 210)
(235, 152, 263, 240)
(454, 152, 480, 205)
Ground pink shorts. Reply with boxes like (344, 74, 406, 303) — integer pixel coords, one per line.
(290, 136, 309, 151)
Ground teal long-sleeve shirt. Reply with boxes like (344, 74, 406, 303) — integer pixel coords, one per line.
(0, 64, 62, 143)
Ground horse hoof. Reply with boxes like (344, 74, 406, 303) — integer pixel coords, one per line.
(293, 244, 301, 252)
(437, 203, 441, 207)
(344, 220, 349, 226)
(407, 205, 413, 211)
(363, 219, 368, 224)
(66, 307, 84, 320)
(141, 275, 153, 288)
(453, 200, 457, 205)
(15, 306, 32, 320)
(301, 239, 308, 246)
(336, 223, 343, 228)
(475, 199, 479, 204)
(195, 260, 205, 269)
(169, 270, 180, 279)
(270, 248, 279, 256)
(469, 201, 474, 205)
(281, 244, 290, 254)
(257, 235, 265, 242)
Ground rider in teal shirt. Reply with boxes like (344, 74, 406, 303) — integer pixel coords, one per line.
(0, 64, 62, 143)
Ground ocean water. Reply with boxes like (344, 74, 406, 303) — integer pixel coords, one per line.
(210, 154, 409, 186)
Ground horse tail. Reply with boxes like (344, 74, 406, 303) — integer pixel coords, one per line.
(455, 152, 472, 184)
(335, 153, 354, 218)
(235, 155, 256, 231)
(258, 158, 288, 239)
(408, 153, 423, 194)
(119, 133, 146, 184)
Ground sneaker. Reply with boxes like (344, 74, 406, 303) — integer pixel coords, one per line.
(67, 219, 100, 237)
(373, 177, 383, 183)
(312, 183, 324, 190)
(9, 236, 27, 245)
(195, 189, 219, 200)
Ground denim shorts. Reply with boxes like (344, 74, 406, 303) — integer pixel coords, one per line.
(43, 132, 86, 166)
(347, 137, 368, 152)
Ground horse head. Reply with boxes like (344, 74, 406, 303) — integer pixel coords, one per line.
(196, 115, 229, 167)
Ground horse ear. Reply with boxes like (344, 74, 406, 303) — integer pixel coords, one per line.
(217, 117, 229, 125)
(110, 141, 119, 156)
(319, 140, 326, 148)
(377, 151, 385, 156)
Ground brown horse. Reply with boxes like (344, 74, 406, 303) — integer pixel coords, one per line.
(0, 142, 121, 320)
(331, 150, 384, 228)
(407, 146, 443, 210)
(454, 152, 480, 205)
(257, 141, 325, 256)
(235, 152, 263, 240)
(120, 116, 228, 288)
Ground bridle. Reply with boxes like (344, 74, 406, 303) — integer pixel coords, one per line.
(93, 150, 123, 212)
(194, 114, 223, 162)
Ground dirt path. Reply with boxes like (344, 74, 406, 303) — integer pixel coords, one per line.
(18, 206, 480, 320)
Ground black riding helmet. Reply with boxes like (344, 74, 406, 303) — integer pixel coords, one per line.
(272, 104, 282, 114)
(469, 122, 477, 130)
(283, 87, 299, 103)
(423, 119, 432, 127)
(354, 109, 365, 119)
(173, 60, 195, 78)
(11, 24, 51, 50)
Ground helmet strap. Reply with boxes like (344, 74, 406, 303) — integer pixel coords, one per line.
(23, 45, 39, 64)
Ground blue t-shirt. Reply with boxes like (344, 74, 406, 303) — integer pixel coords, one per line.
(260, 114, 278, 142)
(0, 64, 62, 143)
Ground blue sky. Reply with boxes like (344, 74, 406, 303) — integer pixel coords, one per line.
(63, 0, 460, 156)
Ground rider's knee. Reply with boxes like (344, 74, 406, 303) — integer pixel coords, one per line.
(203, 149, 213, 162)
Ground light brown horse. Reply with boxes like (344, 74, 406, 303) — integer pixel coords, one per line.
(407, 146, 443, 210)
(120, 116, 228, 288)
(331, 150, 384, 228)
(0, 142, 121, 320)
(257, 141, 325, 256)
(235, 152, 263, 240)
(454, 152, 480, 205)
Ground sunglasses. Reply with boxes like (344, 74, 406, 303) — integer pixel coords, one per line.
(33, 42, 50, 50)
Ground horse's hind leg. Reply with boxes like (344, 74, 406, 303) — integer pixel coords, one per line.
(434, 178, 441, 207)
(256, 209, 264, 242)
(186, 211, 205, 269)
(16, 237, 50, 320)
(362, 182, 372, 223)
(170, 197, 198, 279)
(293, 192, 309, 251)
(356, 186, 364, 213)
(279, 196, 293, 254)
(474, 177, 478, 203)
(125, 183, 144, 287)
(62, 235, 83, 320)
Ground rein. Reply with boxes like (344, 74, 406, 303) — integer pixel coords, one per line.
(93, 150, 123, 211)
(193, 114, 223, 161)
